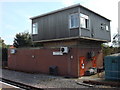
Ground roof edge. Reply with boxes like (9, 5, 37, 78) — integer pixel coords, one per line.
(30, 3, 111, 21)
(30, 3, 80, 19)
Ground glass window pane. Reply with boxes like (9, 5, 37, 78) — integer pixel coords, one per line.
(80, 13, 89, 29)
(32, 23, 38, 34)
(106, 25, 109, 31)
(81, 13, 89, 19)
(69, 13, 78, 28)
(80, 17, 85, 28)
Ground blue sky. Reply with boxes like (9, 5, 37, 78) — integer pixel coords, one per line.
(0, 0, 119, 45)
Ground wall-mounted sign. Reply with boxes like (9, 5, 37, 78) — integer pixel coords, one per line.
(10, 49, 16, 54)
(53, 52, 63, 56)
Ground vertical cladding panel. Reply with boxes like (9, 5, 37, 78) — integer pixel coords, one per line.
(105, 57, 112, 71)
(80, 7, 111, 41)
(55, 11, 68, 38)
(48, 15, 56, 39)
(43, 17, 48, 39)
(91, 15, 110, 41)
(80, 29, 91, 37)
(39, 18, 44, 40)
(32, 7, 79, 41)
(55, 13, 61, 38)
(105, 56, 120, 80)
(70, 29, 79, 37)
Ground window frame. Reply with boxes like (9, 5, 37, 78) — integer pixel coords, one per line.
(32, 23, 38, 35)
(69, 13, 79, 29)
(106, 25, 109, 31)
(101, 23, 109, 31)
(80, 13, 89, 29)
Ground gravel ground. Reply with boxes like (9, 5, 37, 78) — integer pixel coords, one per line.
(1, 69, 88, 88)
(1, 69, 116, 88)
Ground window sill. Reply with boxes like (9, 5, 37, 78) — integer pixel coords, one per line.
(81, 27, 90, 31)
(100, 29, 110, 31)
(106, 30, 110, 32)
(32, 34, 38, 35)
(69, 27, 79, 30)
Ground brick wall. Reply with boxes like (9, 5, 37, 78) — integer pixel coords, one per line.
(8, 44, 103, 77)
(8, 48, 78, 77)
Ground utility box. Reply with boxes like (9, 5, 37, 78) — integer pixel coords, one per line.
(104, 53, 120, 80)
(60, 47, 69, 54)
(49, 66, 58, 75)
(10, 49, 16, 54)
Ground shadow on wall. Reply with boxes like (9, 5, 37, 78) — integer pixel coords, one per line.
(2, 48, 8, 68)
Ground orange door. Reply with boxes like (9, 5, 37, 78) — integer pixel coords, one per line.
(79, 57, 85, 76)
(92, 56, 97, 67)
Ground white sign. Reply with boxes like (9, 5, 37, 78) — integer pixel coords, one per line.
(10, 49, 16, 54)
(53, 52, 63, 56)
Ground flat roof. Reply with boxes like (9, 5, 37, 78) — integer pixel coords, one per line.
(30, 3, 111, 21)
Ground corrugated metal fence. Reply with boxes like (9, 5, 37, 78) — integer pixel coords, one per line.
(104, 53, 120, 80)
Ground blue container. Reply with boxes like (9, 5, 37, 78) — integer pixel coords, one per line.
(104, 53, 120, 80)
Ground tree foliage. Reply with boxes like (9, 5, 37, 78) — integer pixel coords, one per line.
(102, 43, 120, 56)
(101, 44, 113, 56)
(13, 32, 32, 48)
(0, 38, 7, 48)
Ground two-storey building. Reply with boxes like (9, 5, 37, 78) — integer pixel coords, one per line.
(8, 4, 111, 77)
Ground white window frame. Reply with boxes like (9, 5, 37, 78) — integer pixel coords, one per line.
(32, 23, 38, 35)
(106, 25, 109, 31)
(69, 13, 79, 29)
(80, 13, 89, 29)
(101, 23, 109, 31)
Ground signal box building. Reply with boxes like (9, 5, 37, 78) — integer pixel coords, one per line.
(8, 4, 111, 77)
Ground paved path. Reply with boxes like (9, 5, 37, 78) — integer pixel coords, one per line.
(1, 69, 88, 88)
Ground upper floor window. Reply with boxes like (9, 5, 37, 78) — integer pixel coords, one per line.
(69, 13, 79, 28)
(80, 13, 89, 29)
(32, 23, 38, 34)
(101, 23, 109, 31)
(106, 25, 109, 31)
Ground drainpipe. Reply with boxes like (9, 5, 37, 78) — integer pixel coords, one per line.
(118, 2, 120, 47)
(78, 7, 81, 37)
